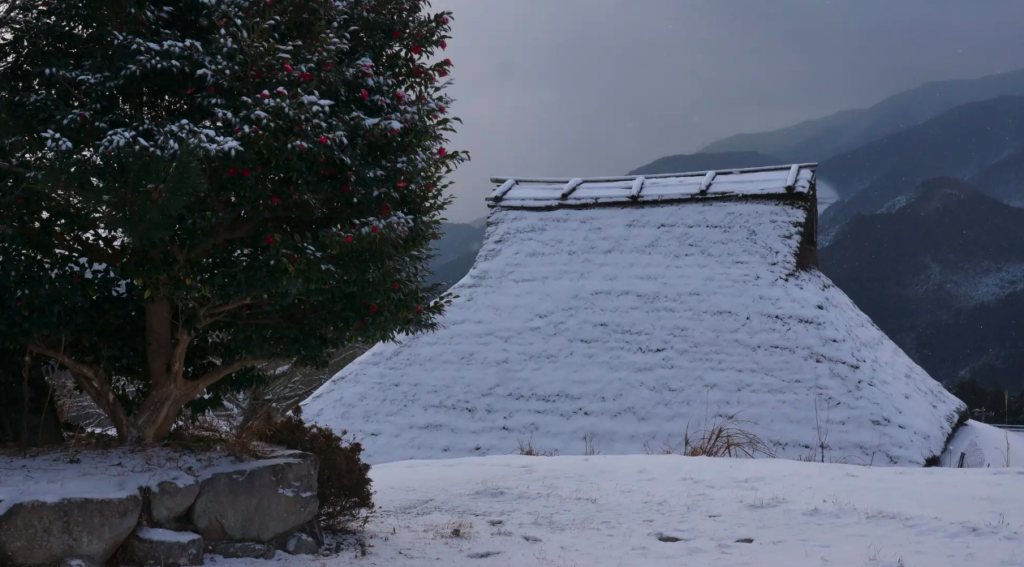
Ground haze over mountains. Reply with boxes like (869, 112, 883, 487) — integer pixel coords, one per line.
(701, 68, 1024, 163)
(429, 69, 1024, 394)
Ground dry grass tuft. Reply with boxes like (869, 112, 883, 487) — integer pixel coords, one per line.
(514, 436, 557, 457)
(681, 414, 775, 458)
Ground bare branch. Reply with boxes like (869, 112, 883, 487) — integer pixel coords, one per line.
(28, 342, 99, 382)
(200, 298, 253, 324)
(187, 359, 260, 394)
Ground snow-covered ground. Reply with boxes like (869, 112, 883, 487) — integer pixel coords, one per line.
(5, 422, 1024, 566)
(210, 453, 1024, 567)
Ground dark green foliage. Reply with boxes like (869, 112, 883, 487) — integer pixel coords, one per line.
(0, 350, 64, 447)
(260, 411, 372, 529)
(0, 0, 465, 441)
(950, 378, 1024, 425)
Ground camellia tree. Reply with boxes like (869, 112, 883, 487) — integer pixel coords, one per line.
(0, 0, 464, 443)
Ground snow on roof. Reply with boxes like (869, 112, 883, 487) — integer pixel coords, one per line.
(487, 163, 815, 208)
(304, 164, 965, 466)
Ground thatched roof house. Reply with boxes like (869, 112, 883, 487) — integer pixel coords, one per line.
(304, 164, 965, 465)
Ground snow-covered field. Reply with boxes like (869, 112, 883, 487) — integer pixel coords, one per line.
(211, 452, 1024, 567)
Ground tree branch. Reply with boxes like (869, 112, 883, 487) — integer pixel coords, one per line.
(200, 298, 254, 325)
(187, 359, 260, 394)
(28, 342, 99, 382)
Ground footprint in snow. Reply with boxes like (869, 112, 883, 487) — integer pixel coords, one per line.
(522, 535, 542, 543)
(468, 551, 502, 559)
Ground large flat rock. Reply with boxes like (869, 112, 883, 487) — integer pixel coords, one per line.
(0, 492, 142, 566)
(190, 452, 318, 542)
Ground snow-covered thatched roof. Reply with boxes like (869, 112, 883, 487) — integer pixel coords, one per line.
(304, 164, 965, 466)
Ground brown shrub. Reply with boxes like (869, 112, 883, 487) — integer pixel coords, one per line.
(256, 410, 373, 530)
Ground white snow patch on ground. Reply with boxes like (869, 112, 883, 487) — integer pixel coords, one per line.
(136, 527, 202, 543)
(211, 455, 1024, 566)
(946, 420, 1024, 468)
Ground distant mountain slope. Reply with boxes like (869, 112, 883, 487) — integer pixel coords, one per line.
(431, 220, 485, 266)
(426, 219, 487, 292)
(820, 178, 1024, 391)
(702, 68, 1024, 162)
(627, 151, 783, 176)
(818, 96, 1024, 237)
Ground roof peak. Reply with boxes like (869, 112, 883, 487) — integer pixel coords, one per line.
(488, 163, 817, 209)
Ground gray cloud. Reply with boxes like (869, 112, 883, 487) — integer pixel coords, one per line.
(432, 0, 1024, 221)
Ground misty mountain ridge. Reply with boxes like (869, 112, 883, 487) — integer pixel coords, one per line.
(820, 178, 1024, 391)
(627, 151, 783, 176)
(818, 96, 1024, 241)
(702, 68, 1024, 163)
(427, 219, 486, 291)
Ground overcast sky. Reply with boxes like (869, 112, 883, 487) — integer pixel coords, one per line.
(431, 0, 1024, 222)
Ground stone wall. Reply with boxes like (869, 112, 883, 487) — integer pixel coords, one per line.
(0, 451, 321, 566)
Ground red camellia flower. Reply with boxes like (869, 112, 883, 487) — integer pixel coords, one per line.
(438, 147, 447, 158)
(271, 195, 282, 205)
(319, 135, 328, 145)
(425, 183, 433, 190)
(342, 185, 350, 192)
(443, 16, 449, 24)
(396, 180, 408, 189)
(234, 127, 241, 134)
(322, 62, 333, 70)
(370, 304, 378, 312)
(412, 46, 422, 55)
(361, 89, 369, 100)
(284, 64, 293, 72)
(371, 225, 379, 234)
(227, 167, 238, 176)
(439, 106, 446, 113)
(393, 283, 399, 289)
(382, 204, 391, 214)
(260, 91, 270, 99)
(266, 235, 275, 244)
(241, 169, 251, 177)
(416, 305, 423, 312)
(345, 236, 353, 243)
(440, 40, 447, 50)
(358, 320, 365, 326)
(393, 30, 400, 38)
(254, 73, 263, 79)
(208, 86, 216, 93)
(186, 86, 195, 94)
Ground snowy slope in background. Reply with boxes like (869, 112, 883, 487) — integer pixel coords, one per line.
(305, 201, 963, 466)
(946, 420, 1024, 468)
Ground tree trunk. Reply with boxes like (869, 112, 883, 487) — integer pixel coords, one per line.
(127, 383, 192, 444)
